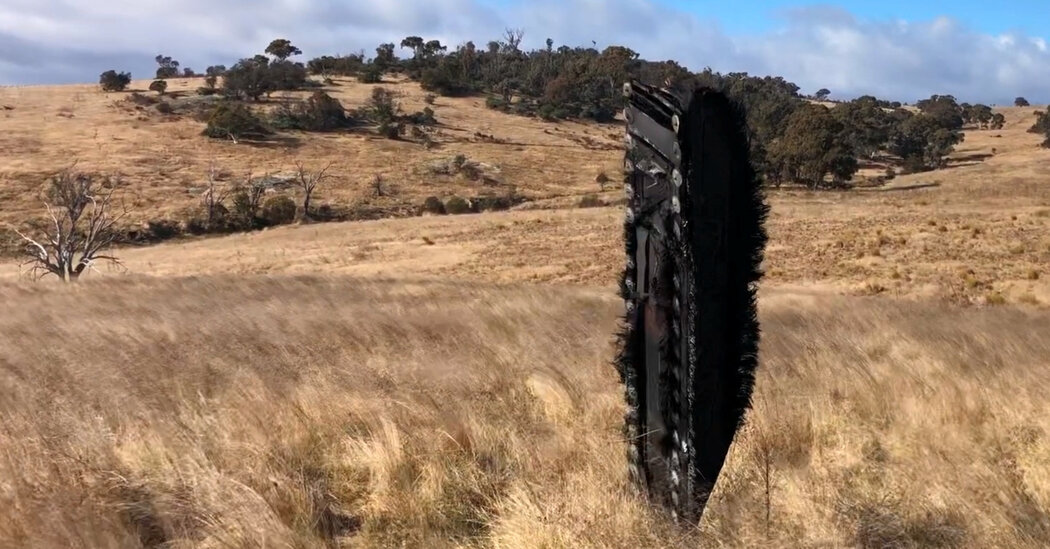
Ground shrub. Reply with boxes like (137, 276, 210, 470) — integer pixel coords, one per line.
(149, 80, 168, 95)
(421, 196, 446, 215)
(472, 193, 523, 211)
(197, 75, 219, 96)
(486, 96, 508, 110)
(155, 101, 174, 115)
(406, 107, 436, 125)
(202, 102, 271, 142)
(444, 196, 473, 214)
(124, 92, 158, 107)
(261, 195, 297, 225)
(424, 93, 437, 105)
(270, 91, 352, 131)
(146, 219, 180, 240)
(358, 65, 382, 83)
(99, 70, 131, 92)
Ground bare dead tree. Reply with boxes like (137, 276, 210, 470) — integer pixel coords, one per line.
(7, 167, 126, 282)
(241, 171, 266, 215)
(293, 160, 333, 220)
(201, 165, 230, 227)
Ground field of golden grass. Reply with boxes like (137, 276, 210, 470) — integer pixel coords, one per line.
(2, 277, 1049, 548)
(2, 78, 1050, 548)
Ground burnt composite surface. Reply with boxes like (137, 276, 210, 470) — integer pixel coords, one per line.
(618, 81, 769, 524)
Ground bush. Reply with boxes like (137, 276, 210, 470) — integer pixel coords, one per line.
(146, 219, 180, 240)
(270, 91, 352, 131)
(367, 87, 404, 139)
(149, 80, 168, 95)
(155, 101, 174, 115)
(261, 195, 297, 225)
(99, 70, 131, 92)
(222, 58, 273, 101)
(124, 92, 158, 107)
(486, 96, 509, 110)
(202, 102, 271, 141)
(421, 196, 446, 215)
(424, 93, 437, 105)
(197, 75, 219, 96)
(444, 196, 473, 214)
(472, 194, 523, 211)
(358, 65, 382, 83)
(406, 107, 436, 125)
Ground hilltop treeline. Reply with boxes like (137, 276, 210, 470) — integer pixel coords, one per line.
(307, 32, 1008, 186)
(102, 32, 1032, 188)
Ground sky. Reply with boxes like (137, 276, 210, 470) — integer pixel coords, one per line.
(1, 0, 1048, 104)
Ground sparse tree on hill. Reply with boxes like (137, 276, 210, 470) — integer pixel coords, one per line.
(373, 43, 397, 72)
(767, 103, 857, 188)
(265, 39, 303, 61)
(98, 70, 131, 92)
(889, 113, 964, 171)
(221, 57, 273, 100)
(293, 160, 333, 219)
(1030, 111, 1050, 147)
(1015, 97, 1030, 107)
(8, 166, 126, 282)
(182, 67, 196, 77)
(155, 55, 180, 79)
(814, 88, 831, 101)
(915, 94, 964, 130)
(149, 79, 168, 95)
(990, 113, 1006, 130)
(205, 65, 227, 77)
(198, 74, 219, 95)
(367, 87, 404, 138)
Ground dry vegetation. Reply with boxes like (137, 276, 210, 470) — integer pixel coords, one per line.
(0, 76, 621, 230)
(1, 77, 1050, 548)
(2, 278, 1049, 548)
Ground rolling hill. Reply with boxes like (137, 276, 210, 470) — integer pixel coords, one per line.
(1, 77, 1050, 548)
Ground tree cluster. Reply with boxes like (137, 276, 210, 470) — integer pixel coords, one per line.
(305, 31, 984, 185)
(271, 91, 356, 131)
(155, 55, 180, 79)
(219, 40, 310, 101)
(121, 33, 1015, 187)
(1030, 111, 1050, 148)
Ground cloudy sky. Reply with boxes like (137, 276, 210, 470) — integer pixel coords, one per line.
(1, 0, 1048, 104)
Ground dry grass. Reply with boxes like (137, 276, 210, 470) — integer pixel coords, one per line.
(1, 277, 1049, 548)
(0, 76, 623, 228)
(3, 79, 1050, 547)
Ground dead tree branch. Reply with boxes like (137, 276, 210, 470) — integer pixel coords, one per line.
(293, 160, 333, 220)
(7, 167, 126, 282)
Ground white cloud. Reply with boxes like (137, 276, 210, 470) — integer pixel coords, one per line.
(1, 1, 1048, 104)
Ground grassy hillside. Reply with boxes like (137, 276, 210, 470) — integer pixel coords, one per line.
(0, 76, 623, 228)
(1, 77, 1050, 548)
